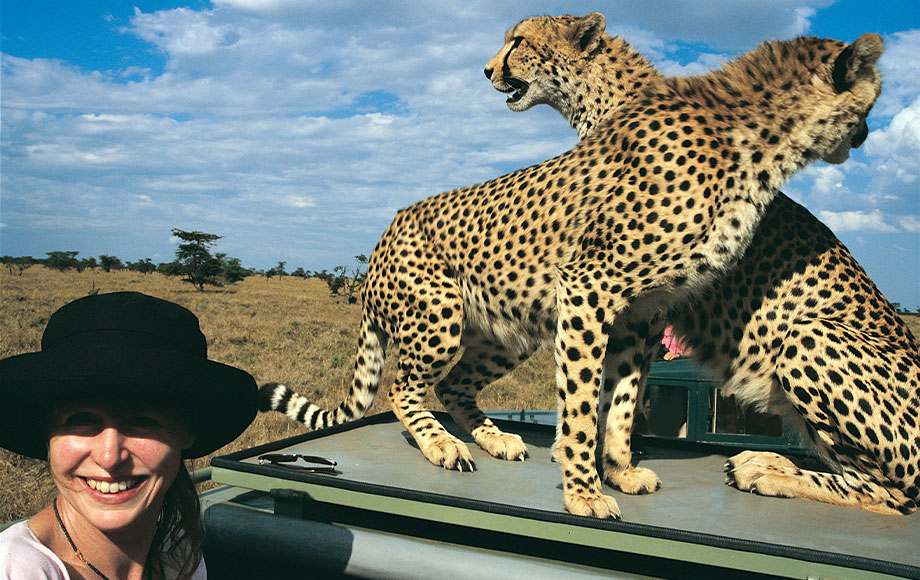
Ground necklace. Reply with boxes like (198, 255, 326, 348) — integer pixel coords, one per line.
(53, 498, 113, 580)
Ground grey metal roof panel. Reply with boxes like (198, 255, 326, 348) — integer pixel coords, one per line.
(211, 412, 919, 579)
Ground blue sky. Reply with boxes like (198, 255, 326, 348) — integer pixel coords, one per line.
(2, 1, 918, 309)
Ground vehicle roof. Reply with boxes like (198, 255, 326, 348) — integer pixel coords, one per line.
(212, 412, 919, 579)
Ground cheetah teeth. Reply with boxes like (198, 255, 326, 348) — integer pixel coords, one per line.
(86, 478, 139, 493)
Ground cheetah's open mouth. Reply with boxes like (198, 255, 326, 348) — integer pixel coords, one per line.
(501, 77, 529, 103)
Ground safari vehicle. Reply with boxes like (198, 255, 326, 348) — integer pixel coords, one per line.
(201, 359, 918, 579)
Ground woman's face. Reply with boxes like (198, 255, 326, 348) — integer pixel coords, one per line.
(47, 402, 194, 535)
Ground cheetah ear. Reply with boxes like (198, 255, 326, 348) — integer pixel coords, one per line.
(832, 33, 884, 93)
(570, 12, 606, 53)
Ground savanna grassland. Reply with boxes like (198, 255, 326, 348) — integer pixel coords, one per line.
(0, 267, 557, 522)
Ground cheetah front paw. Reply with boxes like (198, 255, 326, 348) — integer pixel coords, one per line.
(724, 450, 799, 496)
(474, 430, 529, 461)
(421, 435, 477, 472)
(605, 466, 662, 495)
(564, 490, 621, 519)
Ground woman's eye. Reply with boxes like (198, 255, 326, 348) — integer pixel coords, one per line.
(63, 412, 102, 427)
(126, 415, 162, 429)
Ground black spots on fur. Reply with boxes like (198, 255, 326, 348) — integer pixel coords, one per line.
(595, 307, 607, 323)
(566, 380, 578, 395)
(793, 386, 813, 405)
(587, 291, 600, 308)
(834, 398, 850, 416)
(607, 337, 627, 354)
(804, 366, 819, 382)
(845, 422, 862, 440)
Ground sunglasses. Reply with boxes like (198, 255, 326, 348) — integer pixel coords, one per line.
(257, 453, 338, 475)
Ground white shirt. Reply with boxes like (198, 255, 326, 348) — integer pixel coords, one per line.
(0, 520, 206, 579)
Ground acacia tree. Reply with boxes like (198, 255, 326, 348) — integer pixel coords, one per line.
(127, 258, 156, 274)
(99, 255, 124, 272)
(266, 261, 287, 279)
(171, 229, 224, 291)
(45, 251, 82, 272)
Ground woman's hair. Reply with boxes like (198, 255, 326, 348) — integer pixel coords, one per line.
(148, 461, 203, 580)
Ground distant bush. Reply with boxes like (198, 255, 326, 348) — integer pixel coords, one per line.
(323, 254, 368, 303)
(126, 258, 156, 274)
(1, 255, 37, 276)
(220, 255, 252, 284)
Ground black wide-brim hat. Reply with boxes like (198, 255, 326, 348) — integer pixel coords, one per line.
(0, 292, 258, 460)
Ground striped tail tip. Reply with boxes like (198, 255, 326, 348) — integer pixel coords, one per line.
(258, 382, 289, 412)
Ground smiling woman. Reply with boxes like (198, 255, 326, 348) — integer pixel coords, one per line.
(0, 292, 258, 580)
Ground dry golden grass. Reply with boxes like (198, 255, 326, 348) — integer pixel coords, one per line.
(0, 267, 555, 522)
(903, 314, 920, 345)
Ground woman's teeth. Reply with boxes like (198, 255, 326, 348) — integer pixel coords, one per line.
(86, 478, 138, 493)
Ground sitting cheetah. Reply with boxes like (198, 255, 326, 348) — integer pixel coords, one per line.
(262, 28, 884, 518)
(484, 13, 918, 516)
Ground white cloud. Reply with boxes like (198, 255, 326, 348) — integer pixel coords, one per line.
(864, 95, 920, 185)
(899, 215, 920, 233)
(658, 52, 732, 78)
(818, 210, 899, 233)
(573, 0, 831, 50)
(0, 2, 916, 307)
(875, 30, 920, 117)
(130, 7, 242, 57)
(789, 94, 919, 238)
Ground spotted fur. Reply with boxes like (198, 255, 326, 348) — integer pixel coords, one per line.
(262, 25, 885, 518)
(486, 13, 917, 516)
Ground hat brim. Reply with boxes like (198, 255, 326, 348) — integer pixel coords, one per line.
(0, 345, 257, 460)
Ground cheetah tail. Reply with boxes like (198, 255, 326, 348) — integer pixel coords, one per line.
(257, 316, 388, 431)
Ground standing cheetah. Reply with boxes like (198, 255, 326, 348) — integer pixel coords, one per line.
(484, 13, 918, 516)
(262, 29, 884, 518)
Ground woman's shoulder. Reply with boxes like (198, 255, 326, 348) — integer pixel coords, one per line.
(0, 521, 68, 579)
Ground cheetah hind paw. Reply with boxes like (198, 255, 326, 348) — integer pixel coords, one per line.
(564, 490, 621, 519)
(421, 435, 477, 472)
(605, 466, 662, 495)
(475, 431, 529, 461)
(724, 450, 799, 495)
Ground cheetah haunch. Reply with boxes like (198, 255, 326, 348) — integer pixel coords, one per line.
(485, 13, 918, 516)
(262, 29, 884, 518)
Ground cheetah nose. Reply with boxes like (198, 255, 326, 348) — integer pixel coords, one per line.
(484, 67, 493, 80)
